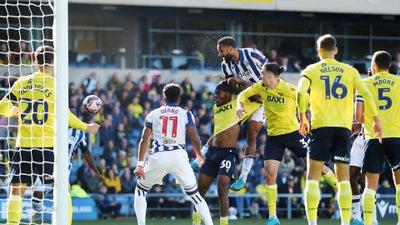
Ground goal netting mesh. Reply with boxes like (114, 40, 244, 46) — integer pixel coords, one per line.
(0, 0, 58, 224)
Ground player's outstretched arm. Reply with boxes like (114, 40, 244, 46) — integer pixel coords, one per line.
(68, 110, 100, 134)
(187, 126, 205, 165)
(236, 83, 259, 119)
(82, 149, 105, 184)
(134, 127, 152, 179)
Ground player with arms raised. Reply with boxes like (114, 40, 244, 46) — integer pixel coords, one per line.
(357, 51, 400, 225)
(133, 83, 213, 225)
(296, 34, 382, 225)
(217, 36, 267, 190)
(0, 45, 100, 225)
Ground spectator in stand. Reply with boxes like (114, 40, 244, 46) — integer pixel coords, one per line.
(107, 72, 121, 90)
(117, 150, 128, 169)
(151, 74, 164, 94)
(121, 167, 136, 193)
(10, 41, 33, 64)
(390, 50, 400, 75)
(128, 97, 143, 119)
(0, 43, 9, 64)
(102, 140, 118, 166)
(267, 49, 278, 64)
(97, 185, 122, 219)
(203, 75, 216, 92)
(104, 169, 122, 193)
(181, 77, 194, 104)
(98, 159, 107, 177)
(82, 72, 99, 94)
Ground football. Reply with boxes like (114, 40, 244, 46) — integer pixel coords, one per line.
(82, 95, 102, 113)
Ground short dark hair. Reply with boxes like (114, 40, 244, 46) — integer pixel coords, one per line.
(262, 63, 285, 76)
(317, 34, 336, 51)
(217, 36, 236, 48)
(163, 83, 182, 103)
(372, 51, 391, 70)
(215, 80, 241, 95)
(35, 45, 54, 65)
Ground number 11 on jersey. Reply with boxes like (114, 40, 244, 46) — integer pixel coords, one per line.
(160, 116, 178, 138)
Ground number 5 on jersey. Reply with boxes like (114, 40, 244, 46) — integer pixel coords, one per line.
(160, 116, 178, 137)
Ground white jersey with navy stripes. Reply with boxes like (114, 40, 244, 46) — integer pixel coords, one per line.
(145, 104, 195, 154)
(136, 103, 199, 196)
(221, 48, 267, 83)
(33, 128, 88, 191)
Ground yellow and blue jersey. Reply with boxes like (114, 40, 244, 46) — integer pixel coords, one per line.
(361, 71, 400, 139)
(238, 79, 298, 136)
(0, 71, 87, 148)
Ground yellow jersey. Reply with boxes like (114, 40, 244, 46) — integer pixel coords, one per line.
(297, 58, 378, 130)
(213, 98, 260, 136)
(238, 79, 298, 136)
(0, 71, 87, 148)
(362, 71, 400, 139)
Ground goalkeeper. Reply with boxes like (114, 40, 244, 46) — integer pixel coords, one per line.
(0, 45, 100, 225)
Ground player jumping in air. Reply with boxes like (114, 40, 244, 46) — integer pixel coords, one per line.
(0, 45, 100, 225)
(236, 63, 338, 225)
(133, 83, 213, 225)
(296, 34, 382, 225)
(357, 51, 400, 225)
(217, 36, 267, 189)
(193, 80, 260, 225)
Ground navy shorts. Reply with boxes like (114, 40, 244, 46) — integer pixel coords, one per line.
(308, 127, 351, 164)
(9, 148, 54, 185)
(200, 146, 239, 180)
(264, 131, 308, 161)
(362, 138, 400, 174)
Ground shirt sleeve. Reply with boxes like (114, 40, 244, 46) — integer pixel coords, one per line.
(144, 111, 153, 129)
(237, 82, 263, 109)
(250, 49, 267, 70)
(186, 111, 196, 128)
(221, 61, 233, 79)
(68, 110, 88, 131)
(353, 71, 378, 117)
(0, 81, 19, 117)
(296, 76, 311, 113)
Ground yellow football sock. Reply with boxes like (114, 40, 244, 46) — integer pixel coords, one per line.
(323, 169, 338, 192)
(220, 216, 228, 225)
(7, 195, 22, 225)
(363, 188, 376, 225)
(338, 181, 352, 224)
(305, 180, 320, 223)
(266, 184, 278, 218)
(396, 185, 400, 224)
(193, 211, 201, 225)
(68, 192, 73, 225)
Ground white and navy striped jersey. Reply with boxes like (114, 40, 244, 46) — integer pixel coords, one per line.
(145, 103, 195, 154)
(221, 48, 267, 83)
(68, 128, 88, 170)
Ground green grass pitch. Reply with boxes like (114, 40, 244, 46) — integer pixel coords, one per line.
(74, 218, 396, 225)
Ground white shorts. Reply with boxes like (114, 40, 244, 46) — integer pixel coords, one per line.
(137, 149, 198, 193)
(249, 107, 265, 123)
(350, 134, 366, 168)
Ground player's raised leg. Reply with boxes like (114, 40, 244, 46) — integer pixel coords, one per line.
(7, 184, 26, 225)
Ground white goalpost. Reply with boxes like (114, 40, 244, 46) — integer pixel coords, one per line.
(0, 0, 69, 224)
(54, 0, 69, 224)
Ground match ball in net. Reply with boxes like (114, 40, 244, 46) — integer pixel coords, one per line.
(83, 95, 102, 113)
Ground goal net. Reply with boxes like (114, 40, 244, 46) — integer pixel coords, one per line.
(0, 0, 69, 225)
